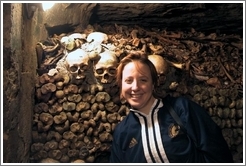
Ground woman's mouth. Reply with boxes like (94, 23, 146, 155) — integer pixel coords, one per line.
(131, 94, 142, 98)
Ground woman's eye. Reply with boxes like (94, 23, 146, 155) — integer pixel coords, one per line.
(125, 79, 132, 84)
(140, 79, 147, 82)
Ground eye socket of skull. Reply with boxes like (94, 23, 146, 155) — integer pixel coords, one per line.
(70, 65, 79, 72)
(159, 74, 166, 79)
(96, 68, 104, 74)
(80, 64, 88, 70)
(108, 68, 116, 75)
(158, 74, 166, 84)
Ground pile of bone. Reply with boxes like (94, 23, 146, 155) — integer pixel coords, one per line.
(31, 24, 243, 163)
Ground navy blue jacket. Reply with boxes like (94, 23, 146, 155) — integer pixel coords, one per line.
(109, 95, 233, 163)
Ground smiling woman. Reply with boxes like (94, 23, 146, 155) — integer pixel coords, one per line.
(110, 52, 234, 163)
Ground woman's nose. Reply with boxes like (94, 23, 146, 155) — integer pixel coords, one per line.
(131, 80, 139, 90)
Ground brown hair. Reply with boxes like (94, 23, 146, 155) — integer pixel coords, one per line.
(116, 52, 161, 98)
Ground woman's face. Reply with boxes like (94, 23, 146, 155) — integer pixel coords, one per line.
(121, 61, 154, 112)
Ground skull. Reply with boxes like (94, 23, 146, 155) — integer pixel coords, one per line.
(148, 54, 169, 85)
(94, 50, 118, 84)
(86, 32, 108, 44)
(65, 48, 90, 80)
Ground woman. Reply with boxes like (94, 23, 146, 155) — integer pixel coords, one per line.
(109, 53, 233, 163)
